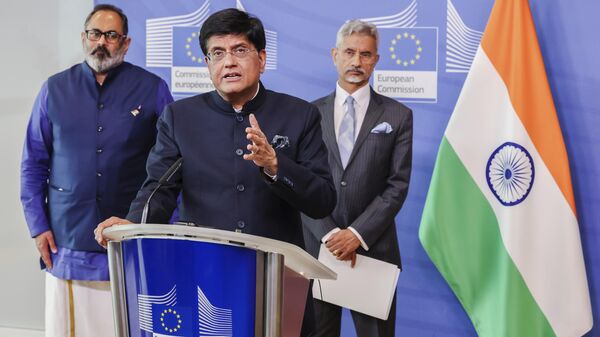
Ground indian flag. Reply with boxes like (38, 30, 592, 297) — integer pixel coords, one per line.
(418, 0, 593, 336)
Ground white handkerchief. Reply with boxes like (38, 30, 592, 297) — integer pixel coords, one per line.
(371, 122, 393, 134)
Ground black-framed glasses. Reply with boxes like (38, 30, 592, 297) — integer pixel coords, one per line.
(206, 47, 257, 62)
(85, 29, 126, 43)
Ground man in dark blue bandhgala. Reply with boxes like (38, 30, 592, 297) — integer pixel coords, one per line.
(96, 9, 336, 337)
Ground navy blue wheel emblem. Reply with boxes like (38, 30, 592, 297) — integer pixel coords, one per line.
(486, 142, 535, 206)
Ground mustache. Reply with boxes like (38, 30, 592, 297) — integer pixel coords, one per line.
(344, 66, 365, 75)
(91, 45, 111, 58)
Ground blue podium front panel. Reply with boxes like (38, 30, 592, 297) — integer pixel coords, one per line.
(121, 238, 258, 337)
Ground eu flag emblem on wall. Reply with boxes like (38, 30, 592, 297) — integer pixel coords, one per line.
(373, 27, 438, 103)
(376, 27, 437, 71)
(152, 305, 193, 337)
(172, 26, 204, 67)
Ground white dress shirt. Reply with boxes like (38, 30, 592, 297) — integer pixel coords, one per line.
(334, 82, 370, 140)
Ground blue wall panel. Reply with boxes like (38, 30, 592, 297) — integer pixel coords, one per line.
(97, 0, 600, 335)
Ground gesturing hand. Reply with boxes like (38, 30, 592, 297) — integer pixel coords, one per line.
(243, 114, 278, 175)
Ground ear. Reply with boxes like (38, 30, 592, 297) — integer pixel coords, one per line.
(81, 31, 86, 45)
(331, 47, 338, 65)
(373, 53, 380, 66)
(122, 36, 132, 54)
(258, 49, 267, 74)
(205, 56, 213, 76)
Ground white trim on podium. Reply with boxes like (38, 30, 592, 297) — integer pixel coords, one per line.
(103, 224, 336, 280)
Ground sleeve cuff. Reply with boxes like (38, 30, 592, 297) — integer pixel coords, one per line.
(29, 223, 51, 238)
(348, 227, 369, 251)
(263, 168, 277, 181)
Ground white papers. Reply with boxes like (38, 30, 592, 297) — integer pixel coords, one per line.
(312, 244, 400, 320)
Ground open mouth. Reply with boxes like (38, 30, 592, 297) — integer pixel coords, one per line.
(223, 72, 242, 79)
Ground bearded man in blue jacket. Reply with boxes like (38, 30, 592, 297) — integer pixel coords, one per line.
(20, 4, 173, 337)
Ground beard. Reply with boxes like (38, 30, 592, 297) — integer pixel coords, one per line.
(84, 43, 126, 74)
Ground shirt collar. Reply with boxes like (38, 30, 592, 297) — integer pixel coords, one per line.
(335, 82, 370, 109)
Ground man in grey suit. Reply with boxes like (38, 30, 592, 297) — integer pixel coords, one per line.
(302, 19, 413, 337)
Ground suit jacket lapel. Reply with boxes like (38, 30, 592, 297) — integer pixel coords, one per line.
(319, 93, 342, 168)
(347, 90, 384, 167)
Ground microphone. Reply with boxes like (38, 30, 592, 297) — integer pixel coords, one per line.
(141, 157, 183, 224)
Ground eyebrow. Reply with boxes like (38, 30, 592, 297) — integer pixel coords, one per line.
(344, 48, 374, 54)
(87, 28, 122, 34)
(210, 42, 249, 52)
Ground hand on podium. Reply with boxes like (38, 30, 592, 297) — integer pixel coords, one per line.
(95, 216, 132, 248)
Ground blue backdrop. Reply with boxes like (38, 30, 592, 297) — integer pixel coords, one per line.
(99, 0, 600, 335)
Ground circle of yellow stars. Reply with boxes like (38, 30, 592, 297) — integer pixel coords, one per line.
(389, 32, 422, 67)
(185, 32, 203, 64)
(160, 308, 182, 333)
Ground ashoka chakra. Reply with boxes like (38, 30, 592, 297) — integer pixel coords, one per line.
(485, 142, 535, 206)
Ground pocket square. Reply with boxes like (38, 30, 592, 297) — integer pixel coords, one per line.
(371, 122, 393, 134)
(270, 135, 290, 149)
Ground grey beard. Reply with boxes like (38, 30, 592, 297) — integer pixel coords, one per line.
(345, 74, 365, 83)
(85, 50, 125, 74)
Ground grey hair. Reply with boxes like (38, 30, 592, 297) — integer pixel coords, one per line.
(335, 19, 379, 49)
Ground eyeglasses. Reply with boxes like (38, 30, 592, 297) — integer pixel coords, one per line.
(85, 29, 126, 43)
(206, 47, 257, 62)
(341, 49, 378, 65)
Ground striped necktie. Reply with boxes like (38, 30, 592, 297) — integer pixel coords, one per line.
(338, 95, 356, 168)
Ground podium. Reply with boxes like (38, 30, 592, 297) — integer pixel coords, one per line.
(104, 224, 336, 337)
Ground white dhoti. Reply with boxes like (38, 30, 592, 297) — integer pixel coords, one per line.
(45, 273, 115, 337)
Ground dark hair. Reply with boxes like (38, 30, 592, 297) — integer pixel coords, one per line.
(84, 4, 129, 36)
(199, 8, 265, 55)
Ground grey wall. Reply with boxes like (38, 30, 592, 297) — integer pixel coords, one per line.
(0, 0, 92, 330)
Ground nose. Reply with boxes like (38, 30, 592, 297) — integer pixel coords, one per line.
(350, 52, 362, 66)
(94, 34, 107, 46)
(222, 52, 237, 67)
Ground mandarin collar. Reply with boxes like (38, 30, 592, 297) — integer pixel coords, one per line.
(209, 81, 267, 114)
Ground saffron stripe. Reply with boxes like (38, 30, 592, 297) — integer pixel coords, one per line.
(481, 0, 576, 214)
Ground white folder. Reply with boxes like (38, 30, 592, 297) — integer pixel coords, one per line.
(312, 244, 400, 320)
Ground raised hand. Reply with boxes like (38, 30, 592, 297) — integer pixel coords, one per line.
(243, 114, 278, 175)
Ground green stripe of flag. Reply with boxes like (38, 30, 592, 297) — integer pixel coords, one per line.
(419, 137, 555, 337)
